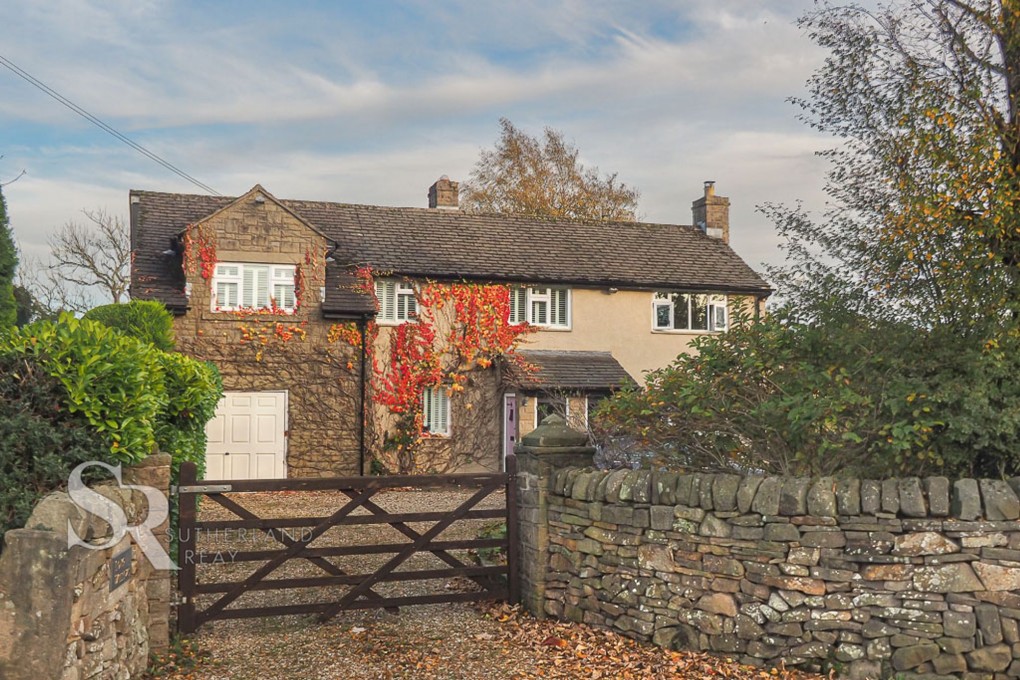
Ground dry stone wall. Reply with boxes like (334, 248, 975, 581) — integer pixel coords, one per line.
(0, 454, 171, 680)
(539, 467, 1020, 679)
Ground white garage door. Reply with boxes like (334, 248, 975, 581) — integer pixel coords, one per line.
(205, 391, 288, 480)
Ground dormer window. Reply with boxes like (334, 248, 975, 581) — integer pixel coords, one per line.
(211, 263, 296, 312)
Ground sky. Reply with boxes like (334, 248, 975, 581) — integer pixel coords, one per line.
(0, 0, 834, 284)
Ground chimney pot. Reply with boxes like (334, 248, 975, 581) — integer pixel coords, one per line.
(428, 176, 459, 209)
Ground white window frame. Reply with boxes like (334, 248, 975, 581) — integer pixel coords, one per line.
(534, 395, 568, 426)
(652, 292, 727, 332)
(374, 279, 418, 324)
(422, 387, 450, 436)
(509, 285, 571, 329)
(211, 262, 296, 313)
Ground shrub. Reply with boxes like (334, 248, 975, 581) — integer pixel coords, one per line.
(83, 300, 223, 470)
(0, 314, 223, 557)
(155, 351, 222, 474)
(595, 305, 1020, 479)
(1, 314, 164, 463)
(83, 300, 175, 351)
(0, 354, 108, 540)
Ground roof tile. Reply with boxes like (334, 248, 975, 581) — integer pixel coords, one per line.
(129, 189, 771, 314)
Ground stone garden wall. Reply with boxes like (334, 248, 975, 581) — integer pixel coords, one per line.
(0, 454, 172, 680)
(520, 460, 1020, 679)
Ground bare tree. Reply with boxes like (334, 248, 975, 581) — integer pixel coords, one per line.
(14, 252, 90, 317)
(49, 209, 130, 307)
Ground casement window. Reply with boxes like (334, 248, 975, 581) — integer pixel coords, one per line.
(374, 279, 418, 323)
(508, 286, 571, 329)
(211, 263, 296, 312)
(652, 293, 727, 332)
(422, 387, 450, 435)
(535, 395, 567, 425)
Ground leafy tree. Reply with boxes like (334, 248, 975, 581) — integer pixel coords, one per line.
(12, 284, 60, 326)
(598, 1, 1020, 478)
(12, 285, 32, 326)
(0, 184, 16, 328)
(461, 118, 640, 220)
(770, 0, 1020, 326)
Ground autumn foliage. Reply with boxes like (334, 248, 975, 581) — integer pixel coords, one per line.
(461, 118, 640, 221)
(327, 273, 535, 473)
(599, 2, 1020, 479)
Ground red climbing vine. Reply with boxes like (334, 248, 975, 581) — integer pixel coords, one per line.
(327, 269, 535, 471)
(182, 223, 218, 281)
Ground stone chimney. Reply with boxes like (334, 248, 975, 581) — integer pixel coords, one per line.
(692, 180, 730, 244)
(428, 176, 459, 209)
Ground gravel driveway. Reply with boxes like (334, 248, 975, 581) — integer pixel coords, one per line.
(173, 487, 530, 679)
(155, 489, 822, 680)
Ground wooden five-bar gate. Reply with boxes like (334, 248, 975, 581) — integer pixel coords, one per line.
(176, 456, 518, 633)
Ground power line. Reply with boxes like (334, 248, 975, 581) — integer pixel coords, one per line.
(0, 54, 221, 195)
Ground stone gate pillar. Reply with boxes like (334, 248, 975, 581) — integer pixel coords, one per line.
(123, 452, 172, 654)
(514, 415, 594, 618)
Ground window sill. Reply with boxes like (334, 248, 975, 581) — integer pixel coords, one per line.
(211, 307, 297, 316)
(531, 325, 572, 333)
(375, 318, 418, 327)
(651, 328, 725, 335)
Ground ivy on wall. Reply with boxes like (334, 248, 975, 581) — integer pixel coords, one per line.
(182, 238, 535, 472)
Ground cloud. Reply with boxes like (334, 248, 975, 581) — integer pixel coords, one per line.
(4, 174, 124, 257)
(0, 0, 833, 285)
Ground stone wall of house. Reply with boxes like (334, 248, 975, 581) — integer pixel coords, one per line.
(0, 454, 172, 680)
(520, 462, 1020, 679)
(372, 364, 504, 473)
(172, 192, 362, 476)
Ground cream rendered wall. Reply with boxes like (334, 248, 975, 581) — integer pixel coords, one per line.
(519, 287, 715, 382)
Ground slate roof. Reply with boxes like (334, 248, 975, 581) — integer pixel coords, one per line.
(512, 350, 637, 392)
(129, 189, 771, 315)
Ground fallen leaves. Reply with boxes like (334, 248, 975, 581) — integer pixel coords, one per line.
(150, 489, 828, 679)
(480, 602, 825, 680)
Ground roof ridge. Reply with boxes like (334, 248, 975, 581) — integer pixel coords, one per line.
(130, 188, 707, 232)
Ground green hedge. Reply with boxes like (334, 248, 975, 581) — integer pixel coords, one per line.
(594, 306, 1020, 479)
(0, 353, 109, 538)
(1, 314, 164, 462)
(83, 300, 175, 351)
(0, 311, 222, 548)
(156, 351, 222, 476)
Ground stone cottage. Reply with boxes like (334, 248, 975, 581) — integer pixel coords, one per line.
(129, 179, 770, 477)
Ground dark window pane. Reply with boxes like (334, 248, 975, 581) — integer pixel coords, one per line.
(674, 294, 691, 330)
(656, 304, 671, 328)
(691, 294, 708, 330)
(537, 396, 566, 423)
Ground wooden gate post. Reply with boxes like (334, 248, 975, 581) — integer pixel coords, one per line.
(513, 415, 594, 619)
(505, 452, 520, 605)
(176, 462, 198, 634)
